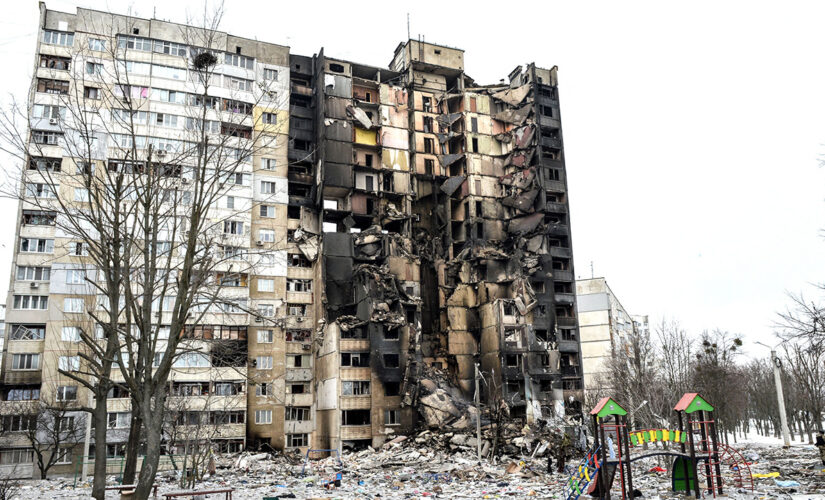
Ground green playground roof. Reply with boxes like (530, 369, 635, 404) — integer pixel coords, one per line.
(590, 397, 627, 418)
(674, 393, 714, 414)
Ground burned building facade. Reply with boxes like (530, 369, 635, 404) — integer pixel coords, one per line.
(307, 41, 585, 450)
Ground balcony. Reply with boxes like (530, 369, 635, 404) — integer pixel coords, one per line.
(556, 317, 577, 328)
(554, 292, 575, 305)
(340, 425, 372, 440)
(291, 82, 312, 97)
(340, 396, 372, 410)
(558, 340, 580, 353)
(549, 246, 572, 259)
(539, 115, 561, 129)
(288, 171, 314, 185)
(285, 393, 313, 407)
(547, 223, 570, 237)
(545, 201, 568, 213)
(552, 270, 573, 282)
(285, 368, 313, 382)
(541, 136, 563, 149)
(561, 365, 580, 377)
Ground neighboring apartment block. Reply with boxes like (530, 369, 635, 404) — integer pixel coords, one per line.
(0, 3, 584, 476)
(575, 277, 638, 395)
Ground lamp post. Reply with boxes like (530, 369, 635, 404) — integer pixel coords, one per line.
(756, 341, 791, 447)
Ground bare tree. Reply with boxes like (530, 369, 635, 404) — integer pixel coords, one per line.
(774, 292, 825, 341)
(18, 400, 84, 479)
(655, 318, 694, 398)
(693, 329, 746, 443)
(775, 291, 825, 441)
(163, 371, 245, 489)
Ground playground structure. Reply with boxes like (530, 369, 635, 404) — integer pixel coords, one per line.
(564, 393, 753, 500)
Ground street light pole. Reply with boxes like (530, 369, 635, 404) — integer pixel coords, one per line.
(758, 341, 792, 447)
(770, 350, 792, 448)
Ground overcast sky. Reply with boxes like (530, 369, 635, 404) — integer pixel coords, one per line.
(1, 1, 823, 357)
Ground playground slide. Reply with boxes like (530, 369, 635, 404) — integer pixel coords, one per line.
(586, 462, 617, 498)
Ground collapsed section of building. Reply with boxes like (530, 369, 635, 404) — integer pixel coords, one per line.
(306, 40, 584, 451)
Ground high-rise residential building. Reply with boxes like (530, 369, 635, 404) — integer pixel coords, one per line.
(0, 3, 584, 477)
(575, 277, 636, 396)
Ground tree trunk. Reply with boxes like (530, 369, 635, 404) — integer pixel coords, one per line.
(122, 404, 143, 484)
(91, 398, 110, 500)
(135, 412, 162, 500)
(135, 391, 167, 500)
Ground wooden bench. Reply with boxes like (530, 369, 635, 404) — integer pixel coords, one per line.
(162, 487, 234, 500)
(105, 484, 159, 497)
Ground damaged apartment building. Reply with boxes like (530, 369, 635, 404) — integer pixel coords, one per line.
(308, 40, 585, 451)
(0, 3, 583, 475)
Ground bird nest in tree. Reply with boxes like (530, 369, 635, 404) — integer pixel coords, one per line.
(193, 52, 218, 70)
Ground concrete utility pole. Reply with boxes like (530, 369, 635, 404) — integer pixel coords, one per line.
(475, 363, 481, 461)
(770, 350, 792, 447)
(81, 390, 92, 481)
(757, 341, 792, 447)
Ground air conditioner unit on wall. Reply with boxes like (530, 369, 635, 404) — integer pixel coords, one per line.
(49, 118, 58, 125)
(256, 240, 263, 246)
(30, 282, 39, 288)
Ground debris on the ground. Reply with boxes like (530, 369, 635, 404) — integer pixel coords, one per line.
(10, 437, 825, 498)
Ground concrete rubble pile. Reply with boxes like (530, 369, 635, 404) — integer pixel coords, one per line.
(415, 365, 586, 460)
(12, 439, 825, 499)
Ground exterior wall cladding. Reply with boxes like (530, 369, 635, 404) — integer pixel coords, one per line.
(0, 4, 583, 476)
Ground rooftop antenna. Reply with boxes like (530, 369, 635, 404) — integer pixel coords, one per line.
(590, 261, 594, 279)
(407, 13, 410, 41)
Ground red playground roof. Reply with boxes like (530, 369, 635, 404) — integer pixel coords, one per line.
(674, 393, 698, 411)
(674, 392, 714, 413)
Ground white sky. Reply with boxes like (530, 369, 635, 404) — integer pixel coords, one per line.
(2, 1, 824, 357)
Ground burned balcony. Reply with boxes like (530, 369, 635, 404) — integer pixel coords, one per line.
(553, 269, 574, 283)
(545, 222, 570, 238)
(288, 162, 314, 185)
(560, 365, 580, 377)
(288, 138, 313, 163)
(545, 201, 568, 214)
(288, 182, 313, 207)
(556, 317, 577, 329)
(290, 116, 314, 143)
(502, 353, 524, 379)
(554, 292, 576, 307)
(503, 326, 526, 350)
(290, 95, 313, 118)
(549, 246, 572, 259)
(540, 133, 562, 150)
(322, 164, 353, 198)
(291, 80, 313, 97)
